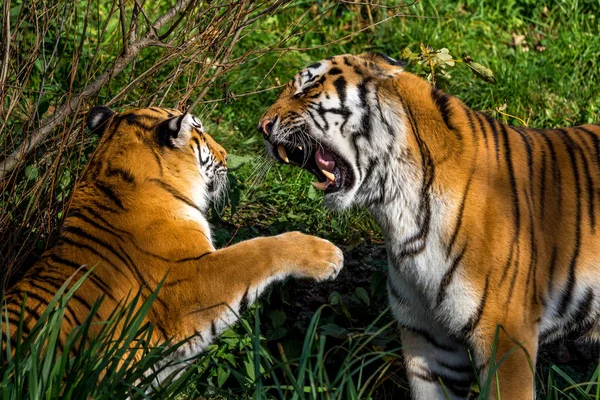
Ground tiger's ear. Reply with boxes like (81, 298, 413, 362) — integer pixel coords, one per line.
(87, 106, 115, 135)
(372, 53, 405, 68)
(156, 113, 204, 148)
(360, 52, 405, 75)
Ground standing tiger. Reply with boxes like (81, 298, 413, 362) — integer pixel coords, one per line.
(3, 106, 343, 382)
(258, 53, 600, 399)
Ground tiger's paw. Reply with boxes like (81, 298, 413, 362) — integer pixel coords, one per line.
(278, 232, 344, 282)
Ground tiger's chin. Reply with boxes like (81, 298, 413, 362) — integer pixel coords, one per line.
(206, 174, 228, 205)
(264, 136, 357, 210)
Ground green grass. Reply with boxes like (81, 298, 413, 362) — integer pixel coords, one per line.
(3, 0, 600, 398)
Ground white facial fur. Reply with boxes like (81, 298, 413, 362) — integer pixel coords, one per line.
(285, 57, 405, 210)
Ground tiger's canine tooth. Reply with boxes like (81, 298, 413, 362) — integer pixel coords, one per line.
(321, 169, 335, 182)
(311, 181, 329, 191)
(298, 145, 303, 150)
(277, 144, 289, 163)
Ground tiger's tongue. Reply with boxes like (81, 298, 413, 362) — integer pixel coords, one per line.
(316, 149, 335, 172)
(312, 149, 336, 191)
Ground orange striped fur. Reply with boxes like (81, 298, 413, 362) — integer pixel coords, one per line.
(259, 53, 600, 399)
(4, 106, 343, 382)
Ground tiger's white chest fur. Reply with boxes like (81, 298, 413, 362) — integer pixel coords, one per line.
(373, 188, 481, 337)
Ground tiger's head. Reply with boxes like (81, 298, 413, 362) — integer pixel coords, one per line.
(85, 106, 228, 211)
(258, 53, 406, 210)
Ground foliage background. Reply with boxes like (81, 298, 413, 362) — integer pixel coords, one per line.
(1, 0, 599, 398)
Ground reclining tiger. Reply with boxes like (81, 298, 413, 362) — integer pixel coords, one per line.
(3, 106, 343, 382)
(258, 52, 600, 399)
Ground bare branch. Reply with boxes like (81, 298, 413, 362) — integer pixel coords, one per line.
(0, 0, 196, 181)
(0, 0, 11, 93)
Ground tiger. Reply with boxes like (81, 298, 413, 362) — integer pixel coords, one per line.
(3, 106, 344, 383)
(257, 52, 600, 399)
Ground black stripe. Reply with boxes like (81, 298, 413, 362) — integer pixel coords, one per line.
(483, 113, 500, 162)
(149, 148, 164, 177)
(238, 287, 250, 316)
(7, 316, 32, 337)
(546, 247, 558, 296)
(556, 130, 582, 315)
(95, 181, 126, 210)
(474, 112, 489, 145)
(21, 290, 50, 312)
(401, 326, 458, 352)
(436, 246, 467, 307)
(568, 129, 596, 230)
(463, 105, 477, 142)
(149, 179, 202, 213)
(431, 87, 458, 136)
(211, 321, 217, 336)
(22, 302, 43, 323)
(408, 370, 472, 397)
(75, 205, 133, 239)
(57, 236, 130, 282)
(154, 321, 170, 341)
(498, 122, 521, 291)
(61, 226, 132, 275)
(333, 76, 347, 104)
(572, 288, 594, 324)
(42, 254, 118, 302)
(105, 165, 135, 183)
(437, 359, 475, 375)
(446, 175, 473, 257)
(27, 280, 95, 317)
(575, 126, 600, 168)
(175, 252, 210, 263)
(388, 281, 410, 306)
(462, 274, 490, 337)
(396, 96, 434, 257)
(67, 210, 126, 243)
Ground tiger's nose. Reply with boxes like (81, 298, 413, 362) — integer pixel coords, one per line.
(257, 118, 274, 136)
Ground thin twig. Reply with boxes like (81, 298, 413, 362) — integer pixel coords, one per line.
(0, 0, 196, 181)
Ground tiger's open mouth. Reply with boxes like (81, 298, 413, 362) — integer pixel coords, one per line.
(268, 140, 354, 194)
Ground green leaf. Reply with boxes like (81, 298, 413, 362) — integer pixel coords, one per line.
(267, 326, 287, 341)
(307, 184, 319, 200)
(25, 165, 39, 181)
(269, 310, 286, 328)
(227, 154, 254, 169)
(217, 366, 230, 387)
(320, 323, 347, 337)
(435, 48, 455, 67)
(329, 291, 341, 305)
(401, 46, 418, 60)
(244, 358, 256, 382)
(462, 53, 496, 84)
(355, 287, 370, 306)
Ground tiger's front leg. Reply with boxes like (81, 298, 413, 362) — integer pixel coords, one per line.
(389, 281, 475, 399)
(156, 231, 343, 354)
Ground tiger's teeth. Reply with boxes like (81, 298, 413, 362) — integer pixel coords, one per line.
(298, 145, 303, 150)
(321, 169, 335, 182)
(277, 144, 289, 163)
(311, 181, 329, 191)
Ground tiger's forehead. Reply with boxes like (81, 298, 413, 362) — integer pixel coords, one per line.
(293, 56, 369, 95)
(294, 61, 331, 94)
